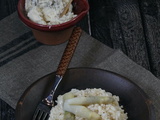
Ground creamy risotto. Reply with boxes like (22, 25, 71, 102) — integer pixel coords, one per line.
(25, 0, 77, 25)
(49, 88, 128, 120)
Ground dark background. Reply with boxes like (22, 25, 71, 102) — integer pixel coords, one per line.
(0, 0, 160, 119)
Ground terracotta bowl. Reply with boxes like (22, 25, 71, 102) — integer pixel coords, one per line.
(17, 0, 89, 45)
(15, 68, 155, 120)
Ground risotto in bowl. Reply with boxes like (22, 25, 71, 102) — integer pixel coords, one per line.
(17, 0, 89, 45)
(49, 88, 128, 120)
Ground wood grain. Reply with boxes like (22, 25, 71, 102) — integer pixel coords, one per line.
(88, 0, 151, 70)
(111, 0, 151, 70)
(88, 0, 113, 47)
(139, 0, 160, 78)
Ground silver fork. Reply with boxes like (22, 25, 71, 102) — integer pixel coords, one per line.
(32, 27, 82, 120)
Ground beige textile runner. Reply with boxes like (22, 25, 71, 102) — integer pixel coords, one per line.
(0, 12, 160, 119)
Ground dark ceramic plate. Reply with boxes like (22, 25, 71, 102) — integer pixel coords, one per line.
(15, 68, 155, 120)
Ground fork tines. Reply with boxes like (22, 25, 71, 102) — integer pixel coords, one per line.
(32, 103, 51, 120)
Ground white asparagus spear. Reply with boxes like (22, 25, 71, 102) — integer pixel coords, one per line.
(63, 95, 115, 119)
(63, 96, 114, 120)
(63, 103, 101, 120)
(63, 93, 75, 120)
(63, 92, 75, 100)
(64, 96, 114, 105)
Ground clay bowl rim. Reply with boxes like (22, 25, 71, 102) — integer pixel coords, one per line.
(17, 0, 89, 31)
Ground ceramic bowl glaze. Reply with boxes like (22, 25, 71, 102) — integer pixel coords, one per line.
(15, 68, 155, 120)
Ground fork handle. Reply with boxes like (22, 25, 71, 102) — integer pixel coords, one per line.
(42, 27, 82, 107)
(56, 27, 82, 76)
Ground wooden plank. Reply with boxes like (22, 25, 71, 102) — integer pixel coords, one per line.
(108, 0, 150, 70)
(77, 15, 90, 34)
(106, 1, 128, 54)
(139, 0, 160, 78)
(0, 0, 18, 20)
(88, 0, 113, 47)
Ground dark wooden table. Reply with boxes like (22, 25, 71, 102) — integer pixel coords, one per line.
(0, 0, 160, 119)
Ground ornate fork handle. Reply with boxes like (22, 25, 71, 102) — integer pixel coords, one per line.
(42, 27, 82, 106)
